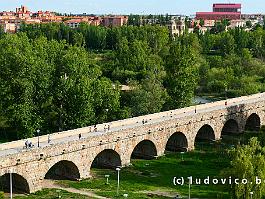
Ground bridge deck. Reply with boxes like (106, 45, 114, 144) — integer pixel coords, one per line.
(0, 93, 264, 157)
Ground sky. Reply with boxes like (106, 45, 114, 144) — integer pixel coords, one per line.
(1, 0, 264, 15)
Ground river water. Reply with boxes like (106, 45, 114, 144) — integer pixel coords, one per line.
(194, 96, 216, 104)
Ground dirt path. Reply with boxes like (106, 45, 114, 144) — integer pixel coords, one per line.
(42, 180, 110, 199)
(139, 190, 178, 198)
(139, 190, 202, 199)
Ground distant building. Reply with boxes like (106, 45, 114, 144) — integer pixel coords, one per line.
(229, 19, 245, 28)
(167, 19, 185, 37)
(196, 3, 242, 20)
(213, 3, 241, 13)
(0, 5, 129, 32)
(2, 22, 16, 33)
(16, 5, 29, 14)
(0, 5, 62, 32)
(65, 18, 85, 28)
(203, 19, 216, 27)
(64, 16, 101, 28)
(102, 16, 128, 27)
(241, 14, 264, 21)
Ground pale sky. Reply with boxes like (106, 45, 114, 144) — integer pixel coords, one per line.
(1, 0, 264, 15)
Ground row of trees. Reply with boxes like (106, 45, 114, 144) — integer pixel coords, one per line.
(198, 27, 265, 97)
(1, 22, 265, 140)
(0, 24, 201, 140)
(0, 34, 125, 140)
(19, 23, 265, 98)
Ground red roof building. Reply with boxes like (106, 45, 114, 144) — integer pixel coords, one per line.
(213, 3, 241, 12)
(196, 3, 242, 20)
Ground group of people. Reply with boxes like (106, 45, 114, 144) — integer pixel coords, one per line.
(24, 140, 33, 149)
(88, 124, 111, 133)
(78, 124, 111, 140)
(142, 119, 148, 124)
(104, 124, 110, 132)
(24, 134, 52, 149)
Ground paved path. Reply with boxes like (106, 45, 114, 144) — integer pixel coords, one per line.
(43, 180, 110, 199)
(0, 93, 264, 157)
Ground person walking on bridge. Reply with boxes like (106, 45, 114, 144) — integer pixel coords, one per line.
(48, 134, 51, 143)
(25, 140, 29, 149)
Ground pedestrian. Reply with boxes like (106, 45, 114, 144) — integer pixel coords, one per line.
(29, 141, 33, 148)
(94, 125, 97, 132)
(142, 119, 145, 124)
(225, 101, 227, 106)
(108, 124, 110, 131)
(104, 125, 107, 132)
(79, 133, 81, 139)
(25, 140, 29, 149)
(48, 135, 51, 143)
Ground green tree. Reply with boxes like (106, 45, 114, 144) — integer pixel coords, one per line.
(0, 34, 41, 138)
(218, 32, 235, 56)
(128, 15, 141, 26)
(226, 138, 265, 199)
(72, 32, 85, 47)
(126, 79, 168, 116)
(199, 19, 205, 27)
(165, 34, 200, 108)
(246, 20, 252, 28)
(51, 45, 101, 130)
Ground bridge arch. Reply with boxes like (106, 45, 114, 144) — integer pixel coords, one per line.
(131, 140, 157, 160)
(0, 173, 30, 193)
(195, 124, 215, 142)
(165, 132, 188, 152)
(221, 119, 239, 135)
(91, 149, 121, 169)
(245, 113, 261, 131)
(45, 160, 80, 180)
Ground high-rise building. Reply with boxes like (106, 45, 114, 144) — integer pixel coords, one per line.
(196, 3, 242, 20)
(213, 4, 241, 13)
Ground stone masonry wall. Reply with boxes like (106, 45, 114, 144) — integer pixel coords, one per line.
(0, 93, 264, 193)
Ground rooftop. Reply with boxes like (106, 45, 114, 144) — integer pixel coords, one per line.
(213, 3, 241, 9)
(196, 12, 241, 15)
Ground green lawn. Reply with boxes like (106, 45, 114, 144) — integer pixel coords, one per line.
(12, 189, 90, 199)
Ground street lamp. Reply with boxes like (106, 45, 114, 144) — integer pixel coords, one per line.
(9, 168, 13, 199)
(56, 189, 61, 198)
(250, 191, 253, 199)
(116, 167, 121, 196)
(105, 174, 110, 185)
(180, 152, 185, 161)
(105, 109, 109, 125)
(225, 86, 228, 106)
(187, 176, 192, 199)
(37, 129, 40, 147)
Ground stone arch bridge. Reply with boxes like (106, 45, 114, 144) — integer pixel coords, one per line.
(0, 93, 265, 193)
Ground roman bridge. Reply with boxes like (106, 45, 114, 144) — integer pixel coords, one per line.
(0, 93, 265, 193)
